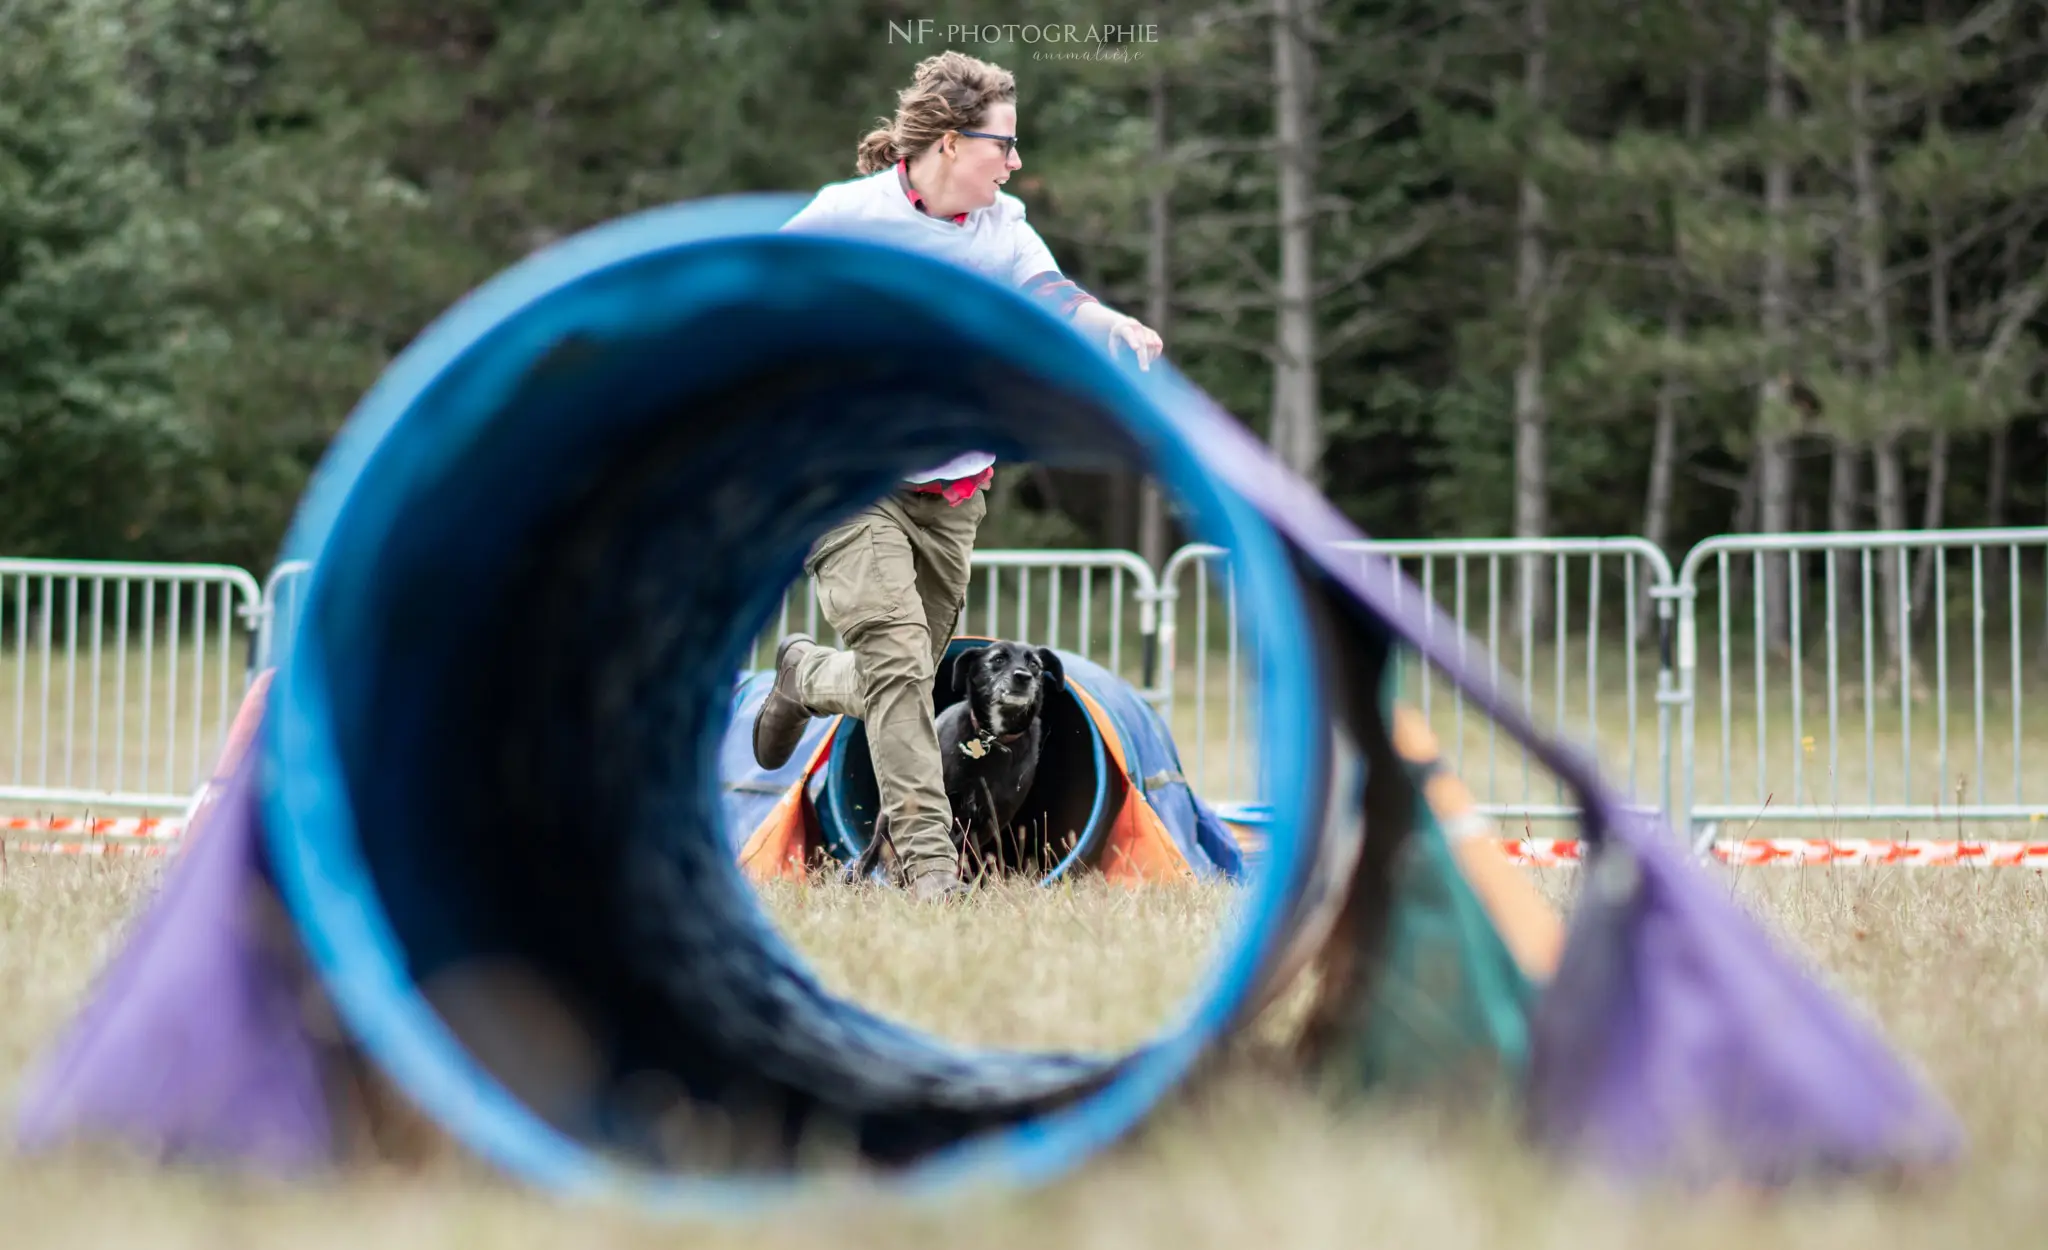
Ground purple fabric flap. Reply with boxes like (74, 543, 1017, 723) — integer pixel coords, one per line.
(13, 725, 337, 1172)
(1164, 386, 1965, 1184)
(1522, 812, 1964, 1185)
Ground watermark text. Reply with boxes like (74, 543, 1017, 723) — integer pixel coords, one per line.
(887, 21, 1161, 46)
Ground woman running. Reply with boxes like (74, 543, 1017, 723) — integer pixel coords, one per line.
(751, 51, 1164, 901)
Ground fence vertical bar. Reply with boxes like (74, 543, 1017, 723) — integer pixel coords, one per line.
(1078, 568, 1092, 662)
(1048, 569, 1062, 653)
(1752, 550, 1766, 807)
(37, 575, 53, 788)
(1624, 557, 1638, 797)
(217, 582, 234, 760)
(1421, 556, 1435, 724)
(115, 580, 130, 793)
(2010, 546, 2022, 806)
(1665, 572, 1683, 831)
(63, 578, 79, 789)
(1553, 557, 1567, 749)
(10, 574, 24, 785)
(1898, 549, 1911, 808)
(1521, 557, 1534, 801)
(1454, 556, 1469, 777)
(169, 581, 187, 790)
(1488, 556, 1501, 798)
(1971, 546, 1984, 808)
(1718, 551, 1731, 807)
(1789, 551, 1802, 805)
(1586, 553, 1601, 770)
(1109, 568, 1123, 678)
(1826, 556, 1840, 813)
(1936, 553, 1949, 810)
(193, 582, 210, 793)
(90, 578, 104, 792)
(1862, 552, 1876, 809)
(140, 581, 155, 795)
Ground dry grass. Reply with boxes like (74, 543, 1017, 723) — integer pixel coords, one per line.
(2, 858, 2045, 1248)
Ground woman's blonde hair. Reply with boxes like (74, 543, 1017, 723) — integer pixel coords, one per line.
(855, 52, 1016, 175)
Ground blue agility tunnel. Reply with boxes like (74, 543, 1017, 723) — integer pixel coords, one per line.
(721, 637, 1245, 885)
(13, 192, 1966, 1217)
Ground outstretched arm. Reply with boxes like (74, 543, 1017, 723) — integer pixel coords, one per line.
(1014, 221, 1165, 369)
(1072, 301, 1164, 368)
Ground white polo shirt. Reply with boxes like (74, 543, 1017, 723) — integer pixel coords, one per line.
(781, 163, 1098, 485)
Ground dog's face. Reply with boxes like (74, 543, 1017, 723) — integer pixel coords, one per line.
(952, 642, 1065, 737)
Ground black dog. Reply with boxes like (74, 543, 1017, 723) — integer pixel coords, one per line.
(851, 641, 1065, 883)
(937, 641, 1064, 874)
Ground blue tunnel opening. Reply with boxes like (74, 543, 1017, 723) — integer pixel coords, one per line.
(254, 196, 1339, 1212)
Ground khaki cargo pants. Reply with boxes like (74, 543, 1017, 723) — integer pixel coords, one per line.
(794, 487, 986, 884)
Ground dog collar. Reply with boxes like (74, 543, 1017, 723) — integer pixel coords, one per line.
(961, 707, 1027, 758)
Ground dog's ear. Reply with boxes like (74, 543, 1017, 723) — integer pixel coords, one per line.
(1035, 646, 1065, 691)
(951, 646, 987, 700)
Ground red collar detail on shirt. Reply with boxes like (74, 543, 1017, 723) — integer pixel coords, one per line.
(909, 464, 994, 505)
(897, 159, 968, 225)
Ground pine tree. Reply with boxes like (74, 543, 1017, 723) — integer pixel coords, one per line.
(0, 0, 208, 559)
(1778, 0, 2041, 668)
(1401, 0, 1636, 629)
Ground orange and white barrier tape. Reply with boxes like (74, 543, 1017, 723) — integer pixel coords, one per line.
(1503, 838, 2048, 868)
(2, 815, 183, 858)
(2, 815, 183, 840)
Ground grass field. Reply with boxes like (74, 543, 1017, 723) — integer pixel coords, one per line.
(2, 859, 2045, 1248)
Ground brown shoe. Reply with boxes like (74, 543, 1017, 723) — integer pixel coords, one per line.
(751, 634, 817, 770)
(907, 862, 969, 904)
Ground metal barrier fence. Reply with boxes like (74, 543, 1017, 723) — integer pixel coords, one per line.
(1, 559, 263, 809)
(14, 527, 2048, 838)
(1158, 527, 2048, 834)
(1160, 538, 1680, 821)
(261, 550, 1163, 694)
(1675, 527, 2048, 837)
(1156, 544, 1257, 804)
(255, 559, 313, 671)
(745, 549, 1163, 695)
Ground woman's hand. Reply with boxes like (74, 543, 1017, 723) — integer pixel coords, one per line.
(1109, 316, 1164, 370)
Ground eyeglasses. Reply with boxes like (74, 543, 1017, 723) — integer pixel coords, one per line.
(957, 129, 1018, 159)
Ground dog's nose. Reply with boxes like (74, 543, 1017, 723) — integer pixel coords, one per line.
(1009, 671, 1033, 689)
